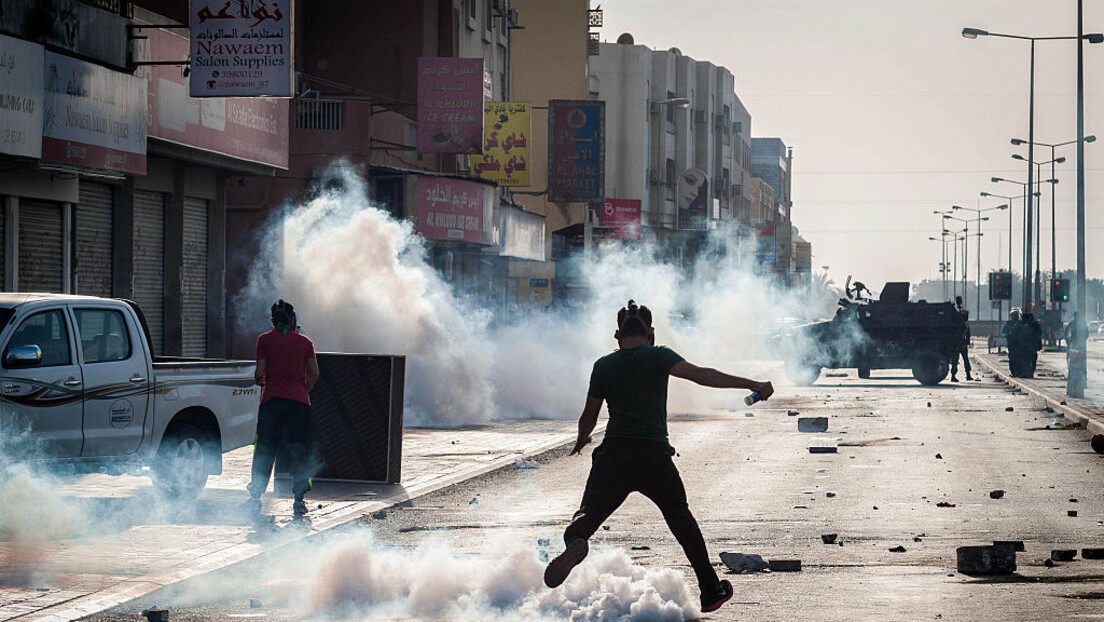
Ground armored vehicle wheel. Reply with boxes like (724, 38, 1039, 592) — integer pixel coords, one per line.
(785, 359, 821, 386)
(911, 354, 949, 385)
(857, 367, 871, 379)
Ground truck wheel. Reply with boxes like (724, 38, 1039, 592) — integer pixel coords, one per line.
(857, 367, 871, 379)
(152, 423, 210, 501)
(785, 359, 821, 386)
(911, 355, 949, 386)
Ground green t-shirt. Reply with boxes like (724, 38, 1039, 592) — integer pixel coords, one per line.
(587, 344, 685, 442)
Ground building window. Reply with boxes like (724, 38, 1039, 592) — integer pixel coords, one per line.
(665, 158, 676, 201)
(468, 0, 478, 30)
(484, 0, 494, 42)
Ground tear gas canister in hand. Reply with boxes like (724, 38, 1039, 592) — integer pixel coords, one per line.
(744, 392, 763, 406)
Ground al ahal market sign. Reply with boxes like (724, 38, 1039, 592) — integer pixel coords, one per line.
(190, 0, 293, 97)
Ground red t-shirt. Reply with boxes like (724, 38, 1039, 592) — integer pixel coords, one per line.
(256, 329, 317, 405)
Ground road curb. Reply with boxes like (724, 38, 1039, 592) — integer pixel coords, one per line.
(972, 353, 1104, 437)
(18, 422, 601, 622)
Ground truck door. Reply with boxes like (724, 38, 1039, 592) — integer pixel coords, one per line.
(73, 306, 150, 457)
(0, 308, 84, 457)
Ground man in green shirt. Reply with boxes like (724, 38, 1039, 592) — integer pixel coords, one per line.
(544, 301, 774, 614)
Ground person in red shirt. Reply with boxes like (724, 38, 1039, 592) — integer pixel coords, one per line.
(245, 300, 320, 518)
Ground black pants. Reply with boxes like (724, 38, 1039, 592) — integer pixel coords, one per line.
(248, 397, 313, 500)
(564, 439, 720, 592)
(951, 349, 971, 378)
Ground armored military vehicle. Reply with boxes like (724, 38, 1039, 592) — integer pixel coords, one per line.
(782, 279, 967, 386)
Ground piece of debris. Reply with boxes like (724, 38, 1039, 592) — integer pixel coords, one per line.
(989, 490, 1005, 499)
(1045, 558, 1055, 567)
(927, 402, 932, 408)
(370, 510, 387, 520)
(889, 545, 907, 553)
(1005, 407, 1014, 412)
(249, 599, 262, 609)
(469, 497, 479, 505)
(913, 536, 923, 542)
(821, 533, 838, 544)
(1081, 548, 1104, 559)
(35, 587, 49, 592)
(142, 609, 170, 622)
(769, 559, 802, 572)
(935, 453, 943, 459)
(355, 491, 378, 497)
(994, 541, 1025, 552)
(957, 543, 1017, 575)
(602, 525, 610, 531)
(537, 538, 550, 547)
(720, 552, 769, 573)
(1092, 435, 1104, 453)
(794, 505, 809, 509)
(1068, 510, 1078, 517)
(808, 438, 838, 453)
(787, 410, 800, 417)
(798, 417, 829, 433)
(631, 545, 651, 551)
(1071, 498, 1079, 503)
(745, 412, 755, 417)
(514, 459, 541, 469)
(937, 502, 956, 508)
(1051, 550, 1077, 561)
(826, 491, 837, 498)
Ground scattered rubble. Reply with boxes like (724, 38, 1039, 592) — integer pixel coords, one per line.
(1068, 510, 1078, 517)
(141, 609, 169, 622)
(1005, 407, 1014, 412)
(889, 545, 906, 553)
(989, 490, 1005, 499)
(769, 559, 802, 572)
(798, 417, 829, 433)
(994, 541, 1024, 552)
(787, 410, 800, 417)
(1082, 548, 1104, 559)
(720, 552, 769, 573)
(821, 533, 838, 544)
(957, 543, 1017, 575)
(631, 545, 651, 550)
(937, 502, 956, 508)
(826, 491, 837, 498)
(935, 453, 943, 459)
(1051, 550, 1077, 562)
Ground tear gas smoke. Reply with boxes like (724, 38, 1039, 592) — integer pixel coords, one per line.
(236, 166, 844, 426)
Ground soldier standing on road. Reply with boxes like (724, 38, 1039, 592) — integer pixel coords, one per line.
(244, 300, 320, 518)
(544, 300, 774, 614)
(951, 296, 973, 382)
(1003, 308, 1021, 375)
(1010, 304, 1043, 378)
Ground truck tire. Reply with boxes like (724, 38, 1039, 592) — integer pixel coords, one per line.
(151, 423, 211, 501)
(911, 354, 949, 386)
(785, 359, 821, 386)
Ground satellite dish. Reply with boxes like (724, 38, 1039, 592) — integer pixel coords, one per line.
(617, 33, 634, 44)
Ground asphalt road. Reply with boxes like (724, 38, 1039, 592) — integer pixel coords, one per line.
(84, 362, 1104, 621)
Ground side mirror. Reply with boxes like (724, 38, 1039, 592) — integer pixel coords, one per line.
(5, 345, 42, 368)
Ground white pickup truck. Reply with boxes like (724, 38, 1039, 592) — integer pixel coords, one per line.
(0, 294, 259, 499)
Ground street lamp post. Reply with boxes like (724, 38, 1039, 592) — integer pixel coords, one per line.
(990, 177, 1035, 295)
(954, 204, 1007, 318)
(963, 26, 1103, 315)
(1012, 153, 1063, 307)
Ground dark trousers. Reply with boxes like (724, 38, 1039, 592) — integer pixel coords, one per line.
(951, 349, 971, 378)
(564, 439, 720, 592)
(248, 397, 313, 500)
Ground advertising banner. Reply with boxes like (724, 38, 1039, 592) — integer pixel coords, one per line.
(676, 168, 708, 230)
(417, 57, 484, 153)
(548, 99, 604, 202)
(756, 224, 776, 267)
(190, 0, 294, 97)
(476, 101, 530, 186)
(141, 26, 288, 169)
(795, 241, 812, 272)
(0, 35, 44, 159)
(41, 51, 146, 174)
(598, 198, 642, 240)
(416, 176, 487, 244)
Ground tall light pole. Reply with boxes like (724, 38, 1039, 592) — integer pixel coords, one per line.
(1012, 153, 1061, 308)
(990, 177, 1034, 294)
(963, 26, 1103, 314)
(929, 236, 949, 300)
(954, 204, 1007, 318)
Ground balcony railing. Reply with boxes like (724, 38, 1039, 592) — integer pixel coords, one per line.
(294, 98, 344, 131)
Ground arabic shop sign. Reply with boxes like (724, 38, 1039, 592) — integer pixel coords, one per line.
(41, 51, 147, 174)
(598, 198, 641, 240)
(477, 101, 530, 186)
(416, 176, 488, 244)
(548, 99, 604, 203)
(795, 241, 812, 272)
(190, 0, 293, 98)
(417, 57, 484, 153)
(0, 35, 44, 159)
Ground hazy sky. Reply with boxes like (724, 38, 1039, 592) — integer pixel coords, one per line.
(596, 0, 1104, 291)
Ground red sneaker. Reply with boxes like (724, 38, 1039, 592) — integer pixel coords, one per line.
(544, 539, 589, 588)
(701, 579, 733, 613)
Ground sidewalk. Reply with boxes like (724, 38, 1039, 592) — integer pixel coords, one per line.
(0, 418, 596, 622)
(972, 343, 1104, 436)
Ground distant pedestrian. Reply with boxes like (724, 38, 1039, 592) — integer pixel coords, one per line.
(1003, 308, 1020, 375)
(951, 296, 972, 382)
(1010, 304, 1043, 378)
(544, 300, 774, 614)
(244, 300, 320, 518)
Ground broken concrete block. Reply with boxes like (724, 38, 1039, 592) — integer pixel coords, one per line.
(956, 543, 1017, 575)
(141, 609, 169, 622)
(719, 552, 768, 573)
(826, 491, 837, 498)
(1081, 548, 1104, 559)
(989, 490, 1005, 499)
(787, 410, 800, 416)
(768, 559, 802, 572)
(1005, 407, 1014, 412)
(808, 438, 838, 453)
(1068, 510, 1078, 517)
(821, 533, 838, 544)
(798, 417, 829, 433)
(993, 540, 1025, 552)
(889, 545, 907, 553)
(1051, 550, 1077, 561)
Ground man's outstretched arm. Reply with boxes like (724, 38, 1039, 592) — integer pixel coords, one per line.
(570, 396, 603, 455)
(670, 361, 774, 400)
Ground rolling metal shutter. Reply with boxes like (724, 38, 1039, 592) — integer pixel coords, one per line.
(18, 200, 63, 293)
(133, 190, 165, 355)
(76, 182, 114, 297)
(182, 197, 208, 357)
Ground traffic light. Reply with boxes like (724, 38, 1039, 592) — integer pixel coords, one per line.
(1051, 278, 1070, 303)
(989, 271, 1012, 300)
